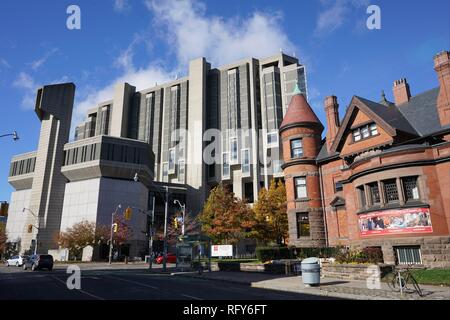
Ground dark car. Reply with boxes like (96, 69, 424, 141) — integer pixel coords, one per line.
(155, 253, 176, 264)
(23, 254, 54, 271)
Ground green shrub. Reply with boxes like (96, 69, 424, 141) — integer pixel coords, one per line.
(293, 247, 341, 259)
(256, 246, 292, 262)
(335, 247, 383, 264)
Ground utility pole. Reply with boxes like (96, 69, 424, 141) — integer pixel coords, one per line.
(108, 204, 122, 264)
(174, 200, 186, 236)
(147, 196, 155, 270)
(162, 186, 169, 272)
(23, 208, 39, 254)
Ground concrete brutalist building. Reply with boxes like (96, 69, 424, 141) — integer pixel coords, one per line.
(6, 53, 308, 259)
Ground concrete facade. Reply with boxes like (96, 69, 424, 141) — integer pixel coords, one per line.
(6, 53, 307, 259)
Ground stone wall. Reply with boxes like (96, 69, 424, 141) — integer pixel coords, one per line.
(321, 263, 383, 281)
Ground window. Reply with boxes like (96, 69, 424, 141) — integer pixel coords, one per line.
(241, 149, 250, 175)
(353, 130, 361, 142)
(272, 159, 283, 175)
(230, 137, 238, 163)
(222, 152, 230, 179)
(368, 182, 381, 205)
(352, 123, 378, 142)
(290, 139, 303, 159)
(178, 160, 185, 183)
(294, 177, 307, 199)
(384, 179, 399, 203)
(361, 126, 370, 139)
(267, 132, 278, 146)
(335, 181, 343, 192)
(296, 213, 310, 238)
(403, 176, 419, 201)
(162, 163, 169, 182)
(357, 186, 366, 208)
(168, 148, 176, 173)
(396, 246, 422, 265)
(370, 123, 378, 136)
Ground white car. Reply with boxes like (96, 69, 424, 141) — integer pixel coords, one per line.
(5, 255, 29, 267)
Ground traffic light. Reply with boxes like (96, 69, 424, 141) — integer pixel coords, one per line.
(0, 202, 8, 217)
(124, 207, 132, 221)
(27, 224, 33, 233)
(173, 217, 178, 230)
(113, 223, 118, 233)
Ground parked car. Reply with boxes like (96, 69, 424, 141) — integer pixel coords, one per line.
(5, 255, 29, 267)
(155, 253, 177, 264)
(22, 254, 54, 271)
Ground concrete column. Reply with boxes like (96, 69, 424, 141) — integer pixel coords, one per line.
(22, 83, 75, 254)
(186, 58, 209, 215)
(110, 83, 136, 138)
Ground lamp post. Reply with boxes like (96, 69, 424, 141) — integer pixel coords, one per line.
(0, 131, 19, 141)
(134, 173, 170, 272)
(22, 207, 39, 255)
(173, 200, 186, 236)
(108, 204, 122, 264)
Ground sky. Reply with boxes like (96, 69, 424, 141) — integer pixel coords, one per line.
(0, 0, 449, 201)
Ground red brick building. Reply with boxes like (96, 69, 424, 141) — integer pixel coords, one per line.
(281, 51, 450, 267)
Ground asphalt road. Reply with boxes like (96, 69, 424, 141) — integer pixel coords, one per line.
(0, 265, 337, 300)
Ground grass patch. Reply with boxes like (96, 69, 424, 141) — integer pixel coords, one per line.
(409, 269, 450, 286)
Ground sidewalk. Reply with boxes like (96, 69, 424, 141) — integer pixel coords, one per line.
(173, 271, 450, 300)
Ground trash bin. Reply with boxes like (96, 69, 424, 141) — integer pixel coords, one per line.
(301, 257, 321, 286)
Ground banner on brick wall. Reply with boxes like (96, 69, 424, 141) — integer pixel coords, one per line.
(359, 207, 433, 237)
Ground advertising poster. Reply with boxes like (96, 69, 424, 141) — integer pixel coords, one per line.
(359, 207, 433, 237)
(211, 245, 233, 257)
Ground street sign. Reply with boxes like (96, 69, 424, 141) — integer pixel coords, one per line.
(211, 245, 233, 257)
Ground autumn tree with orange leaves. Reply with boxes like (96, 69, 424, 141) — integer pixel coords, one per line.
(198, 184, 255, 247)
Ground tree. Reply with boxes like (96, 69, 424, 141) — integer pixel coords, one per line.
(253, 179, 288, 245)
(56, 220, 97, 260)
(198, 184, 256, 246)
(0, 222, 7, 257)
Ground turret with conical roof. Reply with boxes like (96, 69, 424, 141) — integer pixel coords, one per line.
(280, 84, 326, 247)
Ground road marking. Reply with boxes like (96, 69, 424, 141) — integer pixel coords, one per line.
(107, 275, 159, 290)
(50, 275, 105, 300)
(181, 294, 203, 300)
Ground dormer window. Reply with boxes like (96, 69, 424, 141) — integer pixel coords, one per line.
(352, 123, 378, 142)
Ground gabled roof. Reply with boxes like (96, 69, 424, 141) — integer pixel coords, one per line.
(396, 87, 443, 136)
(280, 93, 323, 132)
(330, 96, 419, 153)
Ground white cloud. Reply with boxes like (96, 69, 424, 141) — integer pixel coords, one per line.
(315, 0, 370, 37)
(13, 72, 39, 109)
(73, 0, 299, 132)
(114, 0, 130, 12)
(0, 58, 11, 70)
(145, 0, 296, 67)
(29, 48, 59, 70)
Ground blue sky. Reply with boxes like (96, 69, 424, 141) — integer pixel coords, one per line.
(0, 0, 449, 201)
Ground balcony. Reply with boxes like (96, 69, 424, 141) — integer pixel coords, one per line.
(8, 151, 37, 190)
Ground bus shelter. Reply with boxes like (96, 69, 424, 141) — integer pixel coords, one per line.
(176, 234, 212, 272)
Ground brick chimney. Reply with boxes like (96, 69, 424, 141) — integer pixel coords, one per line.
(434, 51, 450, 127)
(324, 95, 340, 152)
(393, 78, 411, 105)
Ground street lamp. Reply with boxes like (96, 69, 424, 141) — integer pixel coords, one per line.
(108, 204, 122, 264)
(173, 200, 186, 236)
(23, 207, 39, 255)
(134, 172, 170, 272)
(0, 131, 19, 141)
